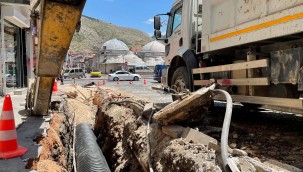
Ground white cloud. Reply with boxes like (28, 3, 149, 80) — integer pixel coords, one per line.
(144, 18, 154, 25)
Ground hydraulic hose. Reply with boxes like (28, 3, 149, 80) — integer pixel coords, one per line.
(75, 123, 110, 172)
(214, 89, 239, 171)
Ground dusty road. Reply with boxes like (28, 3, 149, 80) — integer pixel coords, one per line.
(63, 76, 173, 103)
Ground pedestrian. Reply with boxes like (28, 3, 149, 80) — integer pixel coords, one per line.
(59, 69, 64, 85)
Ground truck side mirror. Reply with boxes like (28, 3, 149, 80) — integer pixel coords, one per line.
(154, 16, 161, 30)
(154, 30, 162, 39)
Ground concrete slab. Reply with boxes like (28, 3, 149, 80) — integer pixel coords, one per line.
(0, 157, 29, 172)
(14, 89, 27, 95)
(181, 127, 218, 146)
(17, 117, 45, 160)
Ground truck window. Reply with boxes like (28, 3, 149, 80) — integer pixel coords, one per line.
(172, 7, 182, 31)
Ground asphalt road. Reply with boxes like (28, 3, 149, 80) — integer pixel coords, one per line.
(63, 74, 173, 103)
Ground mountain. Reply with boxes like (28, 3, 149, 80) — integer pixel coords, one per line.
(70, 15, 154, 54)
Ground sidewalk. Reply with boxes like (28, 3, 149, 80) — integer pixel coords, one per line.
(0, 88, 50, 171)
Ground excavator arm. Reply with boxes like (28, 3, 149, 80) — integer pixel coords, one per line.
(27, 0, 86, 115)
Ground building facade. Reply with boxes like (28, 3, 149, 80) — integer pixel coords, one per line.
(137, 40, 165, 70)
(0, 1, 34, 95)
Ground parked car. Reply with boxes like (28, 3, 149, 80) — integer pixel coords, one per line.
(153, 64, 168, 82)
(63, 68, 85, 79)
(108, 70, 141, 81)
(90, 69, 102, 77)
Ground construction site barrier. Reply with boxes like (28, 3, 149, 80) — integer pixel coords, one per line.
(75, 123, 110, 172)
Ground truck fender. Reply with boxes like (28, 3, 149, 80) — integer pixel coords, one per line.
(169, 49, 198, 91)
(182, 50, 199, 91)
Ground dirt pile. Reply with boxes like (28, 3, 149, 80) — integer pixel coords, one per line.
(94, 89, 222, 172)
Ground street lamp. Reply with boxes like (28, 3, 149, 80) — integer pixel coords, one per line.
(103, 46, 107, 73)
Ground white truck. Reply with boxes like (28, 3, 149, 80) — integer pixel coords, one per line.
(154, 0, 303, 112)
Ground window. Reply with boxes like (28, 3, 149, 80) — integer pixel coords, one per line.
(75, 69, 79, 73)
(117, 72, 123, 74)
(70, 69, 74, 73)
(79, 69, 83, 72)
(172, 7, 182, 31)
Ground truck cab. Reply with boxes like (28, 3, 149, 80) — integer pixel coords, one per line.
(154, 0, 202, 92)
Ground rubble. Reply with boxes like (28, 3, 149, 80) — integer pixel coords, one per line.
(153, 85, 215, 125)
(25, 84, 303, 172)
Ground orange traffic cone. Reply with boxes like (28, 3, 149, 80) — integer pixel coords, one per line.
(0, 95, 27, 159)
(97, 81, 101, 89)
(144, 78, 147, 85)
(52, 81, 58, 92)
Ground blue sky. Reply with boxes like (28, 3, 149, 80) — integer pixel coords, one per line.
(83, 0, 174, 36)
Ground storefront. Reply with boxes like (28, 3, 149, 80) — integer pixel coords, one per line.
(0, 4, 31, 95)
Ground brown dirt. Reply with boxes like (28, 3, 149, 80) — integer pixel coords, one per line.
(60, 84, 98, 125)
(36, 160, 67, 172)
(94, 90, 222, 172)
(28, 114, 67, 171)
(201, 105, 303, 169)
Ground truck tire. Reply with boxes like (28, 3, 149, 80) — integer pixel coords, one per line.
(171, 66, 190, 92)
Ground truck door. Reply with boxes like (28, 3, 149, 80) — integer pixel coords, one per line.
(166, 5, 183, 64)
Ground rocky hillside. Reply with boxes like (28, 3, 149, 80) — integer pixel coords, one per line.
(70, 15, 153, 53)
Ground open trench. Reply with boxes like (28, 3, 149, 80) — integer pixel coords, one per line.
(24, 84, 303, 172)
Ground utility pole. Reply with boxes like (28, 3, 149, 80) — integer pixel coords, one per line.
(103, 46, 107, 74)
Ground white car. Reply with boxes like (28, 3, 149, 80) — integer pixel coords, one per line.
(108, 71, 141, 81)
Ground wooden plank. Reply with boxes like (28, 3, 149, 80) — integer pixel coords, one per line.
(153, 85, 215, 125)
(192, 59, 268, 74)
(194, 77, 269, 86)
(214, 95, 303, 108)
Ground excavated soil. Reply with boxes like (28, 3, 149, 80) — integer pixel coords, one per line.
(28, 114, 68, 172)
(26, 84, 303, 171)
(27, 84, 99, 171)
(94, 89, 222, 172)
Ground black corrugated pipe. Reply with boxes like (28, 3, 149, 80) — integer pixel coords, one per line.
(75, 123, 111, 172)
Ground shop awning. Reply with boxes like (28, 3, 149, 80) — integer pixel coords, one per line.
(2, 6, 30, 28)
